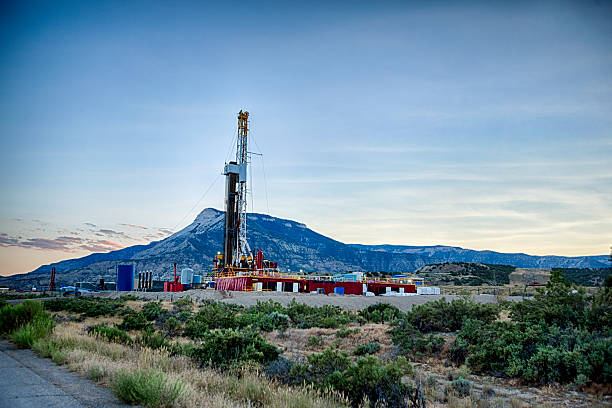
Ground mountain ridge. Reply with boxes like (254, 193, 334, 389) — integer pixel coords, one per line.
(1, 208, 608, 290)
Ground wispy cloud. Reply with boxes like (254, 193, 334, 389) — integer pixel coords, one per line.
(120, 223, 148, 230)
(98, 229, 131, 239)
(79, 240, 123, 252)
(0, 233, 124, 253)
(0, 233, 20, 247)
(84, 222, 97, 228)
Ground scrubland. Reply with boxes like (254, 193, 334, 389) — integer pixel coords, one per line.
(0, 271, 610, 407)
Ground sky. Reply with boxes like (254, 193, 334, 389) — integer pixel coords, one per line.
(1, 0, 611, 276)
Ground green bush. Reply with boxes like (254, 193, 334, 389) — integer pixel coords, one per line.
(510, 270, 589, 329)
(458, 318, 612, 385)
(289, 347, 413, 407)
(44, 297, 125, 317)
(306, 335, 324, 348)
(111, 369, 184, 408)
(336, 327, 360, 338)
(451, 378, 472, 397)
(0, 300, 44, 334)
(264, 357, 295, 383)
(118, 313, 151, 331)
(141, 301, 167, 321)
(87, 325, 132, 345)
(162, 317, 182, 338)
(288, 300, 354, 329)
(358, 303, 403, 323)
(184, 301, 243, 338)
(453, 272, 612, 385)
(390, 320, 445, 356)
(10, 312, 55, 348)
(404, 298, 500, 333)
(353, 342, 380, 356)
(138, 327, 168, 350)
(257, 311, 290, 332)
(172, 296, 194, 313)
(191, 328, 279, 368)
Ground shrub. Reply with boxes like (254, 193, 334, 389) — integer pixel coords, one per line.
(141, 301, 167, 321)
(449, 338, 469, 366)
(336, 327, 360, 338)
(358, 303, 403, 323)
(162, 317, 182, 338)
(44, 297, 125, 317)
(87, 325, 132, 345)
(118, 313, 151, 331)
(184, 301, 243, 338)
(10, 312, 55, 348)
(172, 296, 194, 313)
(0, 300, 44, 334)
(264, 356, 295, 384)
(138, 327, 168, 350)
(246, 299, 286, 315)
(451, 378, 472, 397)
(353, 342, 381, 356)
(391, 320, 445, 356)
(510, 270, 589, 329)
(457, 274, 612, 385)
(286, 300, 353, 329)
(111, 369, 184, 408)
(191, 328, 279, 368)
(258, 311, 290, 332)
(458, 319, 612, 385)
(306, 335, 324, 348)
(290, 347, 413, 407)
(404, 298, 500, 333)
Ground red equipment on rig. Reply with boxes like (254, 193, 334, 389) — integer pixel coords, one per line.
(253, 249, 264, 270)
(164, 262, 183, 292)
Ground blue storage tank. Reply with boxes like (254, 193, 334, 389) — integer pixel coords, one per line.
(116, 265, 134, 291)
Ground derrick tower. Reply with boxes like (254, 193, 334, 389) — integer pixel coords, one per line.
(222, 110, 251, 267)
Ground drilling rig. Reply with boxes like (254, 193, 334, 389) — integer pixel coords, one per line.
(220, 110, 252, 269)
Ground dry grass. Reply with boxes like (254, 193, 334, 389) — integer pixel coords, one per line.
(35, 321, 347, 408)
(265, 323, 395, 361)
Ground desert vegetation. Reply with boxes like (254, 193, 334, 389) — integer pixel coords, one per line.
(0, 274, 609, 407)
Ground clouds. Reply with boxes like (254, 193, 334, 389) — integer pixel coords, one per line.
(0, 216, 175, 262)
(120, 223, 148, 230)
(0, 232, 124, 253)
(97, 228, 131, 239)
(79, 240, 124, 252)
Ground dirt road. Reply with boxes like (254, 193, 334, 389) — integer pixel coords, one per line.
(95, 289, 526, 311)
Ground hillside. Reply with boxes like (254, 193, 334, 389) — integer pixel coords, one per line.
(350, 244, 610, 269)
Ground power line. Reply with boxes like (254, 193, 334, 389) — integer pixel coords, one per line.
(250, 134, 271, 216)
(171, 173, 221, 233)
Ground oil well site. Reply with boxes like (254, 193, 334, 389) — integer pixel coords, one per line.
(2, 2, 611, 406)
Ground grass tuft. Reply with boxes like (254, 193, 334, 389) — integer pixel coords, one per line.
(111, 369, 185, 408)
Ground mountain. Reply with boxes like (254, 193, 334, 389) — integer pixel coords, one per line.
(1, 208, 609, 289)
(349, 244, 610, 269)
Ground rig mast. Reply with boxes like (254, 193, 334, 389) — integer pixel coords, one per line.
(222, 110, 252, 267)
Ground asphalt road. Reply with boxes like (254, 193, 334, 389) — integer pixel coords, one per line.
(0, 339, 128, 408)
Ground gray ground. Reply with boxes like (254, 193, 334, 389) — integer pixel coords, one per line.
(96, 289, 527, 311)
(0, 339, 128, 408)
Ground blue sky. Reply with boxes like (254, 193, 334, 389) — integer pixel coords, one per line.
(1, 0, 611, 275)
